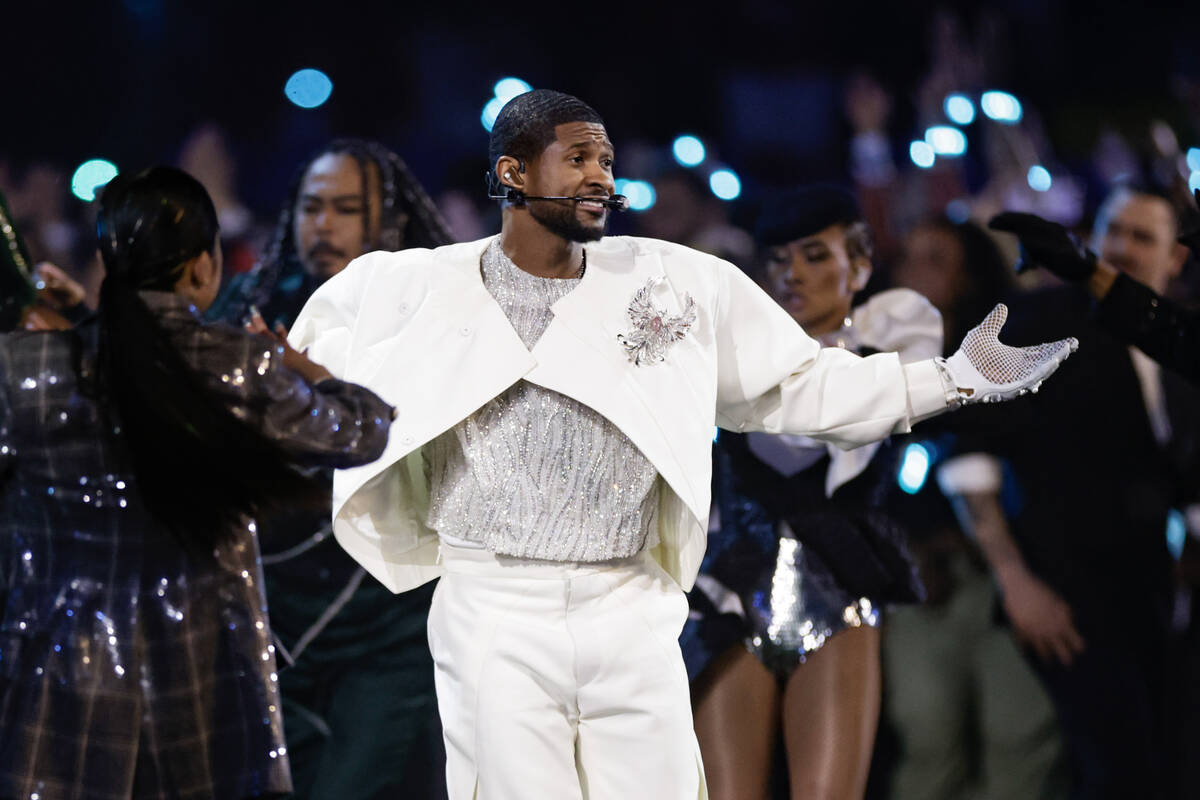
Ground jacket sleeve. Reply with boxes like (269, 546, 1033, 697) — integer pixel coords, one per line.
(712, 258, 950, 449)
(168, 317, 392, 471)
(1096, 271, 1200, 385)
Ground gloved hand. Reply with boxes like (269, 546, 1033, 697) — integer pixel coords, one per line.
(939, 304, 1078, 405)
(989, 211, 1097, 281)
(1180, 189, 1200, 258)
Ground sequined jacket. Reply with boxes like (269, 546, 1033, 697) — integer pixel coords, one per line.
(289, 235, 953, 593)
(0, 293, 392, 800)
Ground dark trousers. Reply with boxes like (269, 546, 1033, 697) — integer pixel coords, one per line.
(1029, 626, 1168, 800)
(268, 574, 444, 800)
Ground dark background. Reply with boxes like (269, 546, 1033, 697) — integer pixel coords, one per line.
(7, 0, 1199, 216)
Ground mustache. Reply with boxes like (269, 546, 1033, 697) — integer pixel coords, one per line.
(307, 241, 347, 260)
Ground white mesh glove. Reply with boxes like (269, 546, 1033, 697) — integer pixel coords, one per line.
(939, 304, 1078, 406)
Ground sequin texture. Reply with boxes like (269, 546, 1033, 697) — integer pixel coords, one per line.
(0, 291, 392, 799)
(425, 238, 660, 562)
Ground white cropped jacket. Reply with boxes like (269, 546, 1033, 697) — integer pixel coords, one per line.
(289, 235, 950, 592)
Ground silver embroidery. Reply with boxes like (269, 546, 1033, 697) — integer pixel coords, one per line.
(617, 277, 697, 366)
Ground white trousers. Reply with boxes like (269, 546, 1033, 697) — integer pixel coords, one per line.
(428, 543, 708, 800)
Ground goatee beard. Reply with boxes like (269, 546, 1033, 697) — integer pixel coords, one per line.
(529, 202, 605, 243)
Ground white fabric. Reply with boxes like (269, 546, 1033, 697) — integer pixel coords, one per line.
(937, 452, 1005, 495)
(424, 239, 660, 561)
(429, 543, 707, 800)
(288, 236, 952, 593)
(1129, 346, 1171, 446)
(942, 303, 1077, 405)
(822, 288, 945, 495)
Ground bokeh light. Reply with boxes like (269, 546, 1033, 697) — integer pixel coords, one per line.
(925, 126, 967, 156)
(615, 179, 656, 211)
(672, 135, 706, 167)
(945, 198, 971, 223)
(1187, 147, 1200, 173)
(481, 97, 506, 132)
(1027, 165, 1053, 192)
(493, 77, 532, 103)
(71, 159, 119, 202)
(708, 169, 741, 200)
(898, 442, 931, 494)
(944, 94, 976, 125)
(284, 69, 333, 109)
(1190, 171, 1200, 194)
(981, 90, 1023, 124)
(909, 140, 936, 168)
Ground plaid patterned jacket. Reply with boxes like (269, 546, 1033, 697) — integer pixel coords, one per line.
(0, 292, 392, 800)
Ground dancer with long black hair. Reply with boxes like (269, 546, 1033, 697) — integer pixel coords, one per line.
(0, 166, 392, 800)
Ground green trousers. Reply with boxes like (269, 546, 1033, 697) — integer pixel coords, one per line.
(882, 558, 1067, 800)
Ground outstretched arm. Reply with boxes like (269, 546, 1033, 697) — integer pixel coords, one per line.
(712, 258, 1075, 447)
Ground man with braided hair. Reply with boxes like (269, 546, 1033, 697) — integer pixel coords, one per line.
(289, 90, 1076, 798)
(213, 139, 453, 800)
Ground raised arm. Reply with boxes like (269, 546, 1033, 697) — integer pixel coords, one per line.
(991, 208, 1200, 384)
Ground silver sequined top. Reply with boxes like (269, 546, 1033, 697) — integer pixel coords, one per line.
(424, 238, 660, 562)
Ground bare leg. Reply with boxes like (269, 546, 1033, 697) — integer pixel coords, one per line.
(781, 625, 881, 800)
(692, 644, 781, 800)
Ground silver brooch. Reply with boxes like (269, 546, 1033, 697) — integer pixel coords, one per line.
(617, 277, 697, 366)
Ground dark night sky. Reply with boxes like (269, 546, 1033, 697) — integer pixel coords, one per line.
(7, 1, 1199, 213)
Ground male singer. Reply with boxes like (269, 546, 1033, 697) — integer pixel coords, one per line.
(290, 89, 1076, 799)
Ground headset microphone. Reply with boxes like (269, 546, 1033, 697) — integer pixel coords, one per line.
(486, 177, 629, 212)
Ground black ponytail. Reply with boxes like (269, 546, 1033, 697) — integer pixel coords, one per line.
(96, 167, 318, 553)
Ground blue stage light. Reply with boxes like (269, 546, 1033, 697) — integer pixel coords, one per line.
(709, 169, 741, 201)
(897, 442, 931, 494)
(71, 159, 119, 202)
(672, 135, 706, 167)
(1027, 165, 1053, 192)
(981, 91, 1022, 124)
(925, 126, 967, 157)
(493, 77, 532, 103)
(627, 180, 657, 211)
(1188, 147, 1200, 172)
(944, 94, 976, 125)
(909, 140, 935, 168)
(481, 96, 506, 132)
(284, 69, 333, 109)
(616, 179, 656, 211)
(1190, 171, 1200, 194)
(1167, 509, 1186, 560)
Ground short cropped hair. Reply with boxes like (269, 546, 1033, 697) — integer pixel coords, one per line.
(487, 89, 605, 177)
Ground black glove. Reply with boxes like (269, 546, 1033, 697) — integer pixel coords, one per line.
(989, 211, 1098, 281)
(1180, 189, 1200, 258)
